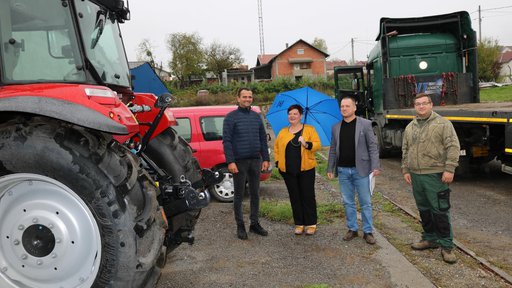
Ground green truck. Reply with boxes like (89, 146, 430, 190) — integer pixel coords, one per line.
(334, 11, 512, 175)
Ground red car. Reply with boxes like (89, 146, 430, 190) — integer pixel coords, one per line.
(170, 105, 271, 202)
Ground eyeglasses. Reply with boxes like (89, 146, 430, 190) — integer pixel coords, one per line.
(414, 101, 431, 107)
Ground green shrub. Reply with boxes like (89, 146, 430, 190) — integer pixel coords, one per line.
(166, 78, 336, 107)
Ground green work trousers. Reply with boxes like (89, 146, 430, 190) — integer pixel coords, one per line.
(411, 173, 454, 249)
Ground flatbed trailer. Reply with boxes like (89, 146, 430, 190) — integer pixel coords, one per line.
(383, 102, 512, 174)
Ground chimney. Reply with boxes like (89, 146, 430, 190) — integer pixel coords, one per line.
(285, 43, 289, 48)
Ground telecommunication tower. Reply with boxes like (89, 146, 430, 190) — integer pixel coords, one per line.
(257, 0, 265, 55)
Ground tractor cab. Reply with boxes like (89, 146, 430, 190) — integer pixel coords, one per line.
(333, 65, 370, 117)
(0, 0, 131, 93)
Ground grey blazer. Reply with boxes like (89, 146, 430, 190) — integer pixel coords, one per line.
(327, 116, 380, 177)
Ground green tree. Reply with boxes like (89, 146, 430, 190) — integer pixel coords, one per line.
(477, 38, 502, 82)
(136, 39, 157, 69)
(167, 32, 204, 88)
(205, 41, 244, 81)
(312, 37, 328, 53)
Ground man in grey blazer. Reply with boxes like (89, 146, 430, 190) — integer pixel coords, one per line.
(327, 96, 381, 244)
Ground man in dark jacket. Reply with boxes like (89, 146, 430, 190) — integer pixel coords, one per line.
(223, 87, 270, 240)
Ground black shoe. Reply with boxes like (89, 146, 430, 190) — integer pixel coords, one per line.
(249, 223, 268, 236)
(237, 225, 248, 240)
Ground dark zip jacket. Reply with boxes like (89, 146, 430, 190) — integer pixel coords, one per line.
(222, 106, 270, 163)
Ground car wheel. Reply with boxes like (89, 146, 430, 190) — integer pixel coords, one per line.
(209, 169, 234, 202)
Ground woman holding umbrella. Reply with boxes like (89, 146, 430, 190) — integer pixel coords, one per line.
(274, 104, 321, 235)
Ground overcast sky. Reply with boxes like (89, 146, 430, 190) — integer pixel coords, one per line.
(121, 1, 512, 69)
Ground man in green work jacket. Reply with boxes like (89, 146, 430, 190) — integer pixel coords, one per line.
(401, 93, 460, 264)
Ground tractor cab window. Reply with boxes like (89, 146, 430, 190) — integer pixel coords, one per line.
(0, 0, 85, 83)
(74, 0, 130, 87)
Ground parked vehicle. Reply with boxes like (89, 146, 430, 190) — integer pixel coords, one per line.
(170, 105, 272, 202)
(334, 11, 512, 175)
(0, 1, 216, 287)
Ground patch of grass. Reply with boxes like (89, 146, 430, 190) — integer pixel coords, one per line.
(303, 284, 331, 288)
(317, 202, 344, 223)
(372, 192, 423, 233)
(480, 86, 512, 102)
(270, 167, 283, 180)
(372, 192, 400, 213)
(259, 200, 293, 224)
(260, 200, 343, 225)
(315, 150, 338, 184)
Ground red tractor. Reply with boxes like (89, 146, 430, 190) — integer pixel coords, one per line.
(0, 0, 215, 287)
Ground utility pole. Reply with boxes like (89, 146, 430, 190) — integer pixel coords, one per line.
(351, 38, 355, 64)
(478, 5, 482, 43)
(257, 0, 265, 55)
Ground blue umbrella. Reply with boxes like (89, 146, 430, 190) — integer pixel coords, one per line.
(266, 87, 342, 146)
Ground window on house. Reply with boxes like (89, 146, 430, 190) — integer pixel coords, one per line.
(300, 63, 310, 69)
(294, 64, 300, 70)
(297, 49, 304, 55)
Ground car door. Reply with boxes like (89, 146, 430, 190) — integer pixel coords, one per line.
(198, 115, 226, 169)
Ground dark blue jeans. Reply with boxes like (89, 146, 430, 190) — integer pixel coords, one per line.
(233, 158, 262, 226)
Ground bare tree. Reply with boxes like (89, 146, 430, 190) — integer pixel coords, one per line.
(137, 39, 157, 69)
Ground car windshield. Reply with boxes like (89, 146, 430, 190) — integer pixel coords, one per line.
(0, 0, 85, 83)
(74, 0, 130, 87)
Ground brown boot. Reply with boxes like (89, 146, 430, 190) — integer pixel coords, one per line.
(363, 233, 376, 245)
(411, 240, 439, 250)
(342, 230, 358, 241)
(441, 248, 457, 264)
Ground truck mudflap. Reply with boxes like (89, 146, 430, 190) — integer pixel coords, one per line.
(502, 124, 512, 175)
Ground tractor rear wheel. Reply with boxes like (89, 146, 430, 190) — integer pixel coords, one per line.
(0, 117, 166, 288)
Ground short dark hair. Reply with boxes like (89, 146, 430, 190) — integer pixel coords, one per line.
(414, 93, 432, 102)
(341, 96, 357, 105)
(237, 87, 252, 97)
(287, 104, 303, 115)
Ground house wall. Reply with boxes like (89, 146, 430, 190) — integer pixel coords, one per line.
(500, 61, 512, 83)
(271, 42, 326, 79)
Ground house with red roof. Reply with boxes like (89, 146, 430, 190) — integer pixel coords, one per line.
(252, 39, 329, 81)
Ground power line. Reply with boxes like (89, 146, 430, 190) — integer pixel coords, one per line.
(481, 5, 512, 11)
(330, 41, 352, 55)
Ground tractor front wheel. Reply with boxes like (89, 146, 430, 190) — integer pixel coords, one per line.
(0, 117, 166, 288)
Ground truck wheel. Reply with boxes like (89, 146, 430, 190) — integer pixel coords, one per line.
(209, 168, 235, 202)
(0, 117, 166, 288)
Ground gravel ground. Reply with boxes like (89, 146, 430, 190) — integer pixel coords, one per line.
(157, 167, 512, 288)
(158, 184, 394, 288)
(377, 157, 512, 279)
